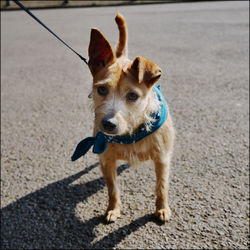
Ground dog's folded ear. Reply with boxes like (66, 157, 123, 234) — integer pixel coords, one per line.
(128, 56, 162, 87)
(88, 28, 116, 75)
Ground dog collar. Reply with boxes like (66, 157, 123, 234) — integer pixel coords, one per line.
(71, 85, 168, 161)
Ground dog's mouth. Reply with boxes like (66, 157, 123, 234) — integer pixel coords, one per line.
(100, 123, 119, 136)
(99, 123, 130, 137)
(100, 129, 119, 136)
(100, 123, 134, 137)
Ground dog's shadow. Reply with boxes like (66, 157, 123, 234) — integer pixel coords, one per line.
(1, 163, 159, 249)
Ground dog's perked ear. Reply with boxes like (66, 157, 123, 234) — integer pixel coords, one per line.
(128, 56, 162, 87)
(88, 28, 116, 75)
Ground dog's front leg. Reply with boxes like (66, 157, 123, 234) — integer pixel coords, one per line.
(100, 156, 121, 222)
(154, 155, 172, 222)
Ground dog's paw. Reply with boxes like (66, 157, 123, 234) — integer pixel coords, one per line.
(155, 208, 172, 222)
(105, 208, 121, 222)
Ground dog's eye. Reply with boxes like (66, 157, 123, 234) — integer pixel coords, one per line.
(97, 86, 109, 96)
(126, 92, 139, 102)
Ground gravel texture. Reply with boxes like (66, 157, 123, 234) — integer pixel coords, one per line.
(1, 1, 249, 249)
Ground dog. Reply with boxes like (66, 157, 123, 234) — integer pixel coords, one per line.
(72, 13, 175, 222)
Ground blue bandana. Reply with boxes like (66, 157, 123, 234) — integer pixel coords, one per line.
(71, 85, 168, 161)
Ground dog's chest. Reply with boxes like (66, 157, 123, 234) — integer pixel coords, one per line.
(107, 139, 152, 163)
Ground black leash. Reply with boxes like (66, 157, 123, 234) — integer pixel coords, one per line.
(13, 0, 88, 65)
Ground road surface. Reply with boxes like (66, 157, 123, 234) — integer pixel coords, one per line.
(1, 1, 249, 249)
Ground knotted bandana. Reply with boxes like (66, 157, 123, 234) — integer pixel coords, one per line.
(71, 85, 168, 161)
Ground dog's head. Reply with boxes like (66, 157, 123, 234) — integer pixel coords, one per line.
(88, 13, 162, 136)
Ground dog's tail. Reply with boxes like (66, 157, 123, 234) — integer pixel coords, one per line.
(115, 13, 127, 58)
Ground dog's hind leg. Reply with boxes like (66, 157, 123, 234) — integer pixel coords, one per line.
(100, 156, 121, 222)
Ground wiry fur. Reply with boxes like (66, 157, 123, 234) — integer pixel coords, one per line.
(87, 13, 175, 222)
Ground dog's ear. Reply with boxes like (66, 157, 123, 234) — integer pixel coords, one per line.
(88, 28, 116, 75)
(128, 56, 162, 87)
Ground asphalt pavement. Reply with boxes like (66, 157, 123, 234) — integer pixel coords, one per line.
(1, 1, 249, 249)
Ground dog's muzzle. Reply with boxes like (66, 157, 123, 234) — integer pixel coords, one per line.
(101, 115, 118, 134)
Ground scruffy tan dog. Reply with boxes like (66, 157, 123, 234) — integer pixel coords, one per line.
(85, 13, 174, 222)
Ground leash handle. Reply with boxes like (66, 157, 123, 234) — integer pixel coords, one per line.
(13, 0, 88, 65)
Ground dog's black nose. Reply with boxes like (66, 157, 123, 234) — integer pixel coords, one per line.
(102, 117, 117, 132)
